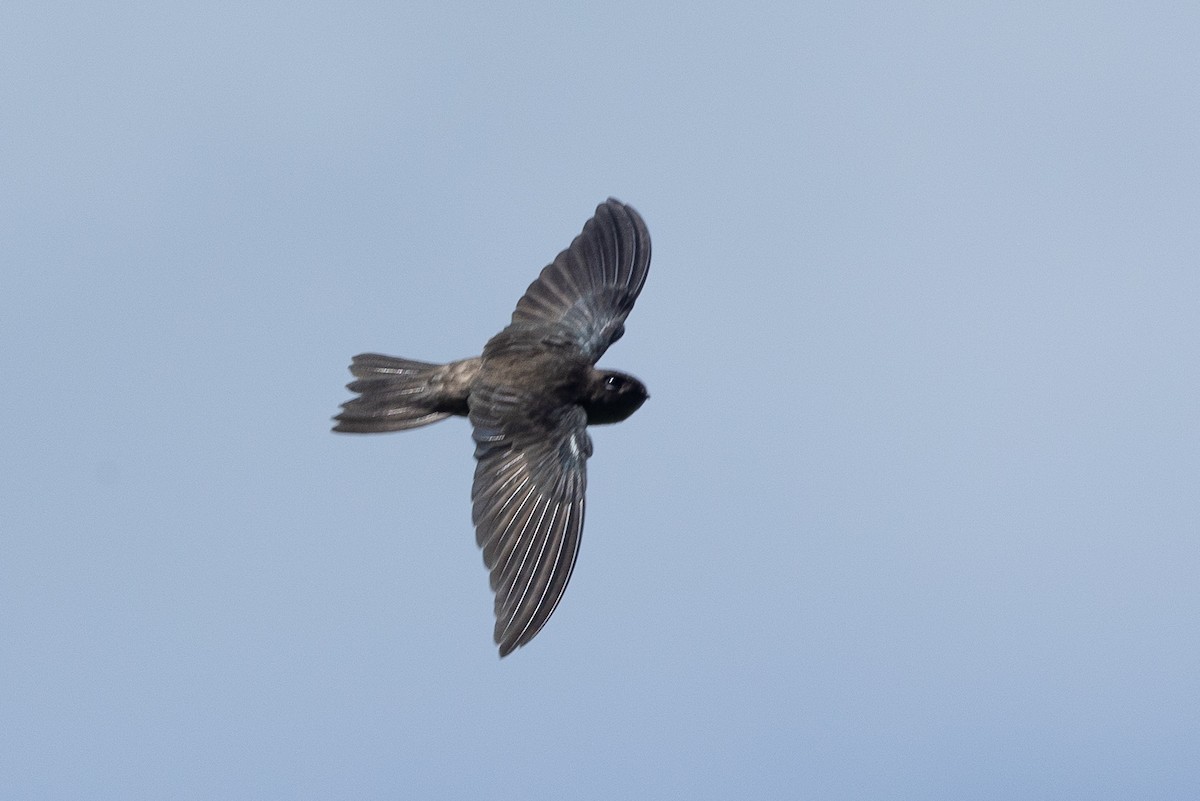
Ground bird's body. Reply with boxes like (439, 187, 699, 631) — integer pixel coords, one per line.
(334, 199, 651, 656)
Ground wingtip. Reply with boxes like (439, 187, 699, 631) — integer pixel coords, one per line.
(600, 195, 642, 217)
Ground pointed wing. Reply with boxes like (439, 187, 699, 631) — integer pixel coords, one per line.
(511, 198, 651, 364)
(469, 386, 591, 657)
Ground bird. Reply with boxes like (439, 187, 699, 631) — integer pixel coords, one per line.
(334, 198, 651, 657)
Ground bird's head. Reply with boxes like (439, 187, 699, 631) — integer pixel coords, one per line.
(583, 369, 649, 425)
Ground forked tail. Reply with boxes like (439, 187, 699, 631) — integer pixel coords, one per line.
(333, 354, 454, 433)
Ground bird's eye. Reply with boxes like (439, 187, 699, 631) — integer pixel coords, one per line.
(604, 375, 622, 391)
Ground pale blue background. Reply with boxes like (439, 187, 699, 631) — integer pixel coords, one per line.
(3, 3, 1198, 799)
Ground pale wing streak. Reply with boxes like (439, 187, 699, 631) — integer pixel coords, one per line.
(601, 206, 619, 285)
(542, 271, 580, 310)
(505, 464, 580, 645)
(495, 496, 552, 632)
(490, 483, 539, 582)
(477, 474, 531, 560)
(474, 455, 528, 548)
(494, 491, 546, 594)
(498, 501, 560, 641)
(510, 500, 573, 647)
(498, 495, 551, 607)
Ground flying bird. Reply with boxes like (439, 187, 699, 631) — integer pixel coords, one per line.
(334, 199, 651, 657)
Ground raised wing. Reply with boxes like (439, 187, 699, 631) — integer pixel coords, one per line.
(511, 198, 651, 363)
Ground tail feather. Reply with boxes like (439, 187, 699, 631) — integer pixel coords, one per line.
(347, 354, 443, 379)
(334, 354, 452, 433)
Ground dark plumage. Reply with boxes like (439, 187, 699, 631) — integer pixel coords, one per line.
(334, 199, 651, 657)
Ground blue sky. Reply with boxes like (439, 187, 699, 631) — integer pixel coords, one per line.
(2, 3, 1198, 799)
